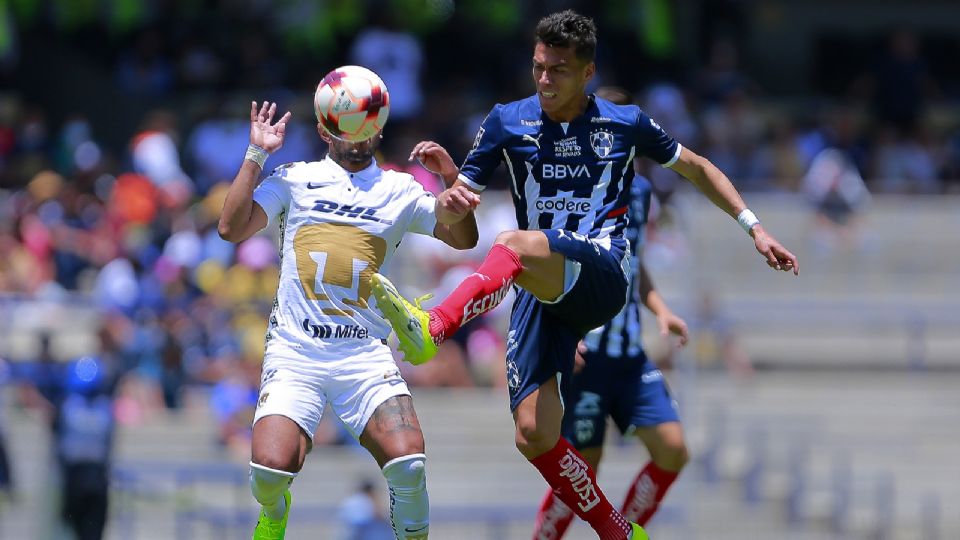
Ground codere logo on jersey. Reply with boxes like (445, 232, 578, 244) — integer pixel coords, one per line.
(535, 195, 592, 213)
(302, 318, 370, 339)
(312, 200, 394, 224)
(461, 277, 512, 325)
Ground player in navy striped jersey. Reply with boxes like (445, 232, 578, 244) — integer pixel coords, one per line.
(372, 11, 797, 540)
(533, 85, 691, 536)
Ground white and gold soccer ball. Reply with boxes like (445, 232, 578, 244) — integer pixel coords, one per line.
(314, 65, 390, 142)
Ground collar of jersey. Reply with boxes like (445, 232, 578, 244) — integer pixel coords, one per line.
(533, 93, 597, 124)
(323, 155, 380, 183)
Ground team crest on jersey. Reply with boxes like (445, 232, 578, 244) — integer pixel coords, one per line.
(589, 130, 614, 158)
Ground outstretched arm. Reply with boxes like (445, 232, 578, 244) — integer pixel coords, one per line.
(218, 101, 291, 243)
(669, 147, 799, 274)
(410, 141, 480, 250)
(638, 262, 688, 346)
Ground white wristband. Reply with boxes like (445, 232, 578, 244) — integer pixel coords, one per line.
(245, 144, 269, 169)
(737, 209, 760, 235)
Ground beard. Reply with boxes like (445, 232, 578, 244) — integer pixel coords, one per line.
(341, 145, 374, 164)
(329, 134, 380, 167)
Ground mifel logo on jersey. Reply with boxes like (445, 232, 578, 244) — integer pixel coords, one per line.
(302, 318, 370, 339)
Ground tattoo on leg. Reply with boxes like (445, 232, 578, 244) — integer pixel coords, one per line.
(373, 397, 421, 436)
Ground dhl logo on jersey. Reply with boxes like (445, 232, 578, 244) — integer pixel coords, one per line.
(311, 199, 394, 225)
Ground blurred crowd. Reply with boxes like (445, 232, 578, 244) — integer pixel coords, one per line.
(2, 1, 960, 456)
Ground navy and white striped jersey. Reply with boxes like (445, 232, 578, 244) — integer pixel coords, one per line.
(582, 176, 653, 359)
(458, 94, 680, 253)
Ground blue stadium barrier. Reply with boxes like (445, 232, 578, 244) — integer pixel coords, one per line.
(699, 404, 727, 484)
(921, 492, 941, 540)
(830, 452, 852, 534)
(874, 472, 896, 540)
(113, 461, 248, 540)
(785, 443, 809, 526)
(742, 425, 766, 505)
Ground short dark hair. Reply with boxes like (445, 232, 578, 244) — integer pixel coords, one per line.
(535, 10, 597, 63)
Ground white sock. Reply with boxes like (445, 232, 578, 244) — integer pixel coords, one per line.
(265, 494, 285, 521)
(250, 462, 296, 520)
(382, 454, 429, 538)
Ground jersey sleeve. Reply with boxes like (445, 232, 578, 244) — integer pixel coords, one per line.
(404, 180, 439, 236)
(458, 104, 505, 192)
(252, 165, 292, 228)
(634, 109, 682, 167)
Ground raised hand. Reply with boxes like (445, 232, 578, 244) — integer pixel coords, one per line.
(250, 101, 292, 154)
(409, 140, 458, 185)
(752, 225, 799, 275)
(436, 185, 480, 224)
(657, 310, 689, 348)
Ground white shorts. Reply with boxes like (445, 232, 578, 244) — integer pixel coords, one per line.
(253, 341, 411, 440)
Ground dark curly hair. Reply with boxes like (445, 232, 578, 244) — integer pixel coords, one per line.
(534, 10, 598, 63)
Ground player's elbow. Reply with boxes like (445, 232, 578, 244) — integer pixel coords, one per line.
(217, 220, 242, 243)
(449, 233, 478, 250)
(461, 235, 480, 250)
(690, 153, 718, 183)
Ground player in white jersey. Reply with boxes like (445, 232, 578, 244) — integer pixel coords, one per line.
(218, 77, 479, 539)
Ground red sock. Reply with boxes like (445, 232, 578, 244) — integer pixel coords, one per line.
(532, 489, 576, 540)
(621, 461, 680, 526)
(529, 438, 631, 540)
(428, 243, 521, 340)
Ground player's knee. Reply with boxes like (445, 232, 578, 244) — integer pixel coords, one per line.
(514, 420, 555, 457)
(673, 443, 691, 470)
(494, 230, 526, 253)
(654, 441, 689, 472)
(382, 454, 429, 539)
(382, 453, 427, 489)
(249, 462, 296, 506)
(250, 450, 300, 474)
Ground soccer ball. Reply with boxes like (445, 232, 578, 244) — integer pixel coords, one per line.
(314, 65, 390, 142)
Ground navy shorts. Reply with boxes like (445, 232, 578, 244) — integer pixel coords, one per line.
(561, 351, 680, 449)
(504, 230, 629, 411)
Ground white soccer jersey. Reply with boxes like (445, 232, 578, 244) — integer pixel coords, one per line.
(252, 156, 438, 355)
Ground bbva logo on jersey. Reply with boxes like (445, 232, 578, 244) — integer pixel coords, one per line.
(542, 163, 590, 179)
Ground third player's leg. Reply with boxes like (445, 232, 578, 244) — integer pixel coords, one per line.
(619, 421, 688, 527)
(578, 446, 604, 471)
(635, 421, 689, 473)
